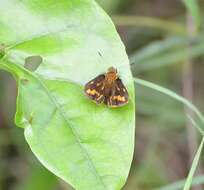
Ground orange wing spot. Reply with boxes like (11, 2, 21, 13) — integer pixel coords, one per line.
(121, 96, 126, 101)
(118, 96, 123, 101)
(86, 89, 91, 94)
(113, 95, 126, 102)
(86, 89, 100, 96)
(113, 96, 117, 100)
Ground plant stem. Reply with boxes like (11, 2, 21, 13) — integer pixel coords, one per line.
(182, 13, 202, 190)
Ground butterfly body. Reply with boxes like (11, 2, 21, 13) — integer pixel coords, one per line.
(84, 67, 129, 107)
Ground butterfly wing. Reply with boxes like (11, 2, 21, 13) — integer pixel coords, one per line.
(84, 74, 105, 104)
(105, 78, 129, 107)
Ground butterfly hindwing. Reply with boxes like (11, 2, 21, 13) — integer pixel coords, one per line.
(84, 68, 129, 108)
(105, 78, 129, 107)
(84, 74, 105, 104)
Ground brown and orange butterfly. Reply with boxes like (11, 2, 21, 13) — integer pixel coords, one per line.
(84, 67, 129, 107)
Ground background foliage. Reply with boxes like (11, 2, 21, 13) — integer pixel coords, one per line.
(1, 0, 204, 190)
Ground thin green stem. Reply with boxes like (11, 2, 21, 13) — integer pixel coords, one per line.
(155, 174, 204, 190)
(134, 78, 204, 133)
(183, 137, 204, 190)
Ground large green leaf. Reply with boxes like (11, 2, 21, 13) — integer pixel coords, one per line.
(0, 1, 135, 190)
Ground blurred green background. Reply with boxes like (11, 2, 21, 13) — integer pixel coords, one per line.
(1, 0, 204, 189)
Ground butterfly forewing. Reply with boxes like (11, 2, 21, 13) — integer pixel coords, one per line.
(84, 74, 105, 104)
(84, 67, 129, 107)
(105, 78, 129, 107)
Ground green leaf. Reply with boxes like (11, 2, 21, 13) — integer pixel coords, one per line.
(0, 1, 135, 190)
(182, 0, 201, 31)
(183, 137, 204, 190)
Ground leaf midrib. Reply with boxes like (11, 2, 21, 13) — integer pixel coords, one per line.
(0, 24, 110, 188)
(1, 58, 107, 190)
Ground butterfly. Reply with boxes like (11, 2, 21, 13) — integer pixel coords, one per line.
(84, 67, 129, 107)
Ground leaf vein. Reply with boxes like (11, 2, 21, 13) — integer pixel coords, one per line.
(5, 61, 107, 190)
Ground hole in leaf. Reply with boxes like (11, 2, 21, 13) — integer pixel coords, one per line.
(24, 55, 43, 72)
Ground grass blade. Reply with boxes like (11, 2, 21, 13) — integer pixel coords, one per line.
(130, 36, 204, 73)
(134, 78, 204, 133)
(155, 175, 204, 190)
(183, 137, 204, 190)
(154, 116, 203, 190)
(135, 78, 204, 190)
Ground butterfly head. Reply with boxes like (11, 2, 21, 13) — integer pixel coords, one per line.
(105, 67, 118, 83)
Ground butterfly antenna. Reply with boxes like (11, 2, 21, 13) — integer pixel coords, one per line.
(97, 51, 132, 70)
